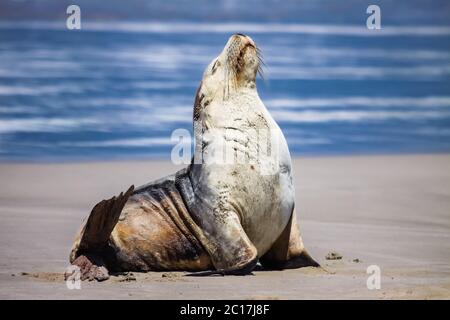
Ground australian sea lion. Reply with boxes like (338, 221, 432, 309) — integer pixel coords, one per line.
(67, 34, 318, 281)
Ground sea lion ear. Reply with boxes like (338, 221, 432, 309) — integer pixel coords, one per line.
(193, 82, 204, 122)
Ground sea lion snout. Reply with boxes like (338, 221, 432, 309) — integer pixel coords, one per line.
(231, 33, 256, 48)
(226, 33, 257, 61)
(222, 33, 261, 87)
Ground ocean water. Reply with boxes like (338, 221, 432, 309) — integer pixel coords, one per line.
(1, 22, 450, 161)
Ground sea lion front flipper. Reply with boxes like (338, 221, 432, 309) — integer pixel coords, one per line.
(260, 209, 319, 270)
(184, 210, 258, 276)
(176, 171, 258, 274)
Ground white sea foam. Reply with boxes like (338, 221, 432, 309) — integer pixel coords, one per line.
(0, 118, 100, 133)
(2, 21, 450, 37)
(0, 106, 41, 114)
(262, 47, 450, 62)
(112, 46, 212, 65)
(286, 137, 331, 145)
(265, 65, 450, 80)
(66, 137, 173, 147)
(0, 85, 84, 95)
(132, 81, 195, 90)
(266, 97, 450, 109)
(271, 110, 450, 123)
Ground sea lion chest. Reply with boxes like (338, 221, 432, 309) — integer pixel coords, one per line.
(196, 92, 295, 256)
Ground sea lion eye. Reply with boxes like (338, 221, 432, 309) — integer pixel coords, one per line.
(211, 60, 220, 74)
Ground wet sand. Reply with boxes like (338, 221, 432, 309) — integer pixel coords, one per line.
(0, 154, 449, 299)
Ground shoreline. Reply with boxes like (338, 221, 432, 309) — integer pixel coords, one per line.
(2, 151, 450, 165)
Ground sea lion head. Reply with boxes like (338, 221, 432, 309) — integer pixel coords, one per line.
(194, 34, 262, 117)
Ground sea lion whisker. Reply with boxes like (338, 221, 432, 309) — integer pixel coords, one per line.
(258, 56, 266, 67)
(257, 67, 265, 80)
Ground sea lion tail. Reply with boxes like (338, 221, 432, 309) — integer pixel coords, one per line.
(73, 185, 134, 258)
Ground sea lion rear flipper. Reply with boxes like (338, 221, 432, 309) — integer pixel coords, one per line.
(70, 185, 134, 260)
(260, 209, 319, 270)
(67, 185, 134, 281)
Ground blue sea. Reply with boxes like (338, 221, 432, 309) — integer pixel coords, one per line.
(1, 21, 450, 161)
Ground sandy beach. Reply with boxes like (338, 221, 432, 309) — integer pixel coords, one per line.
(0, 154, 449, 299)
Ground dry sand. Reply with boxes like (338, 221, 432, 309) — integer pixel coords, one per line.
(0, 154, 449, 299)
